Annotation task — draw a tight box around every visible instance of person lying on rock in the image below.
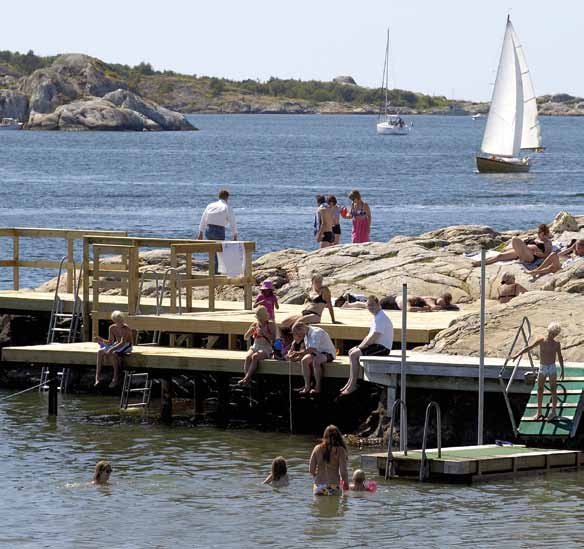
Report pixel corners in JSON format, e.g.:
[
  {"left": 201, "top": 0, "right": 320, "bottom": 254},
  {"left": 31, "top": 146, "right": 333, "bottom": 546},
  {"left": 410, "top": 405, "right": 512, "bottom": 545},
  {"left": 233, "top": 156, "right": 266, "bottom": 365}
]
[
  {"left": 378, "top": 292, "right": 459, "bottom": 312},
  {"left": 472, "top": 223, "right": 552, "bottom": 268},
  {"left": 333, "top": 292, "right": 367, "bottom": 308},
  {"left": 529, "top": 239, "right": 584, "bottom": 280},
  {"left": 497, "top": 272, "right": 527, "bottom": 304}
]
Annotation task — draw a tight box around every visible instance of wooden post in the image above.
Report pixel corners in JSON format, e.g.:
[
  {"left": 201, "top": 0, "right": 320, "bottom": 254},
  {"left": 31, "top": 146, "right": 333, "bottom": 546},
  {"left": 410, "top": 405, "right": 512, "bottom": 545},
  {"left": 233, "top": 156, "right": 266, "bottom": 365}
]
[
  {"left": 186, "top": 252, "right": 193, "bottom": 312},
  {"left": 48, "top": 366, "right": 58, "bottom": 416},
  {"left": 66, "top": 238, "right": 74, "bottom": 294},
  {"left": 160, "top": 375, "right": 173, "bottom": 424},
  {"left": 91, "top": 247, "right": 100, "bottom": 341},
  {"left": 82, "top": 237, "right": 91, "bottom": 341},
  {"left": 193, "top": 374, "right": 204, "bottom": 417},
  {"left": 208, "top": 247, "right": 215, "bottom": 312},
  {"left": 228, "top": 333, "right": 238, "bottom": 351},
  {"left": 128, "top": 245, "right": 139, "bottom": 316},
  {"left": 170, "top": 247, "right": 177, "bottom": 313},
  {"left": 12, "top": 234, "right": 19, "bottom": 290},
  {"left": 243, "top": 244, "right": 253, "bottom": 310}
]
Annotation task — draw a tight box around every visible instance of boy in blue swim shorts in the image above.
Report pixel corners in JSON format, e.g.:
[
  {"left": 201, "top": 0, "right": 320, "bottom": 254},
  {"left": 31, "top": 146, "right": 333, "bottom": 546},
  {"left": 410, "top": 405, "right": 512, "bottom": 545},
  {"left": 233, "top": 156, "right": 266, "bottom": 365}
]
[{"left": 513, "top": 322, "right": 564, "bottom": 421}]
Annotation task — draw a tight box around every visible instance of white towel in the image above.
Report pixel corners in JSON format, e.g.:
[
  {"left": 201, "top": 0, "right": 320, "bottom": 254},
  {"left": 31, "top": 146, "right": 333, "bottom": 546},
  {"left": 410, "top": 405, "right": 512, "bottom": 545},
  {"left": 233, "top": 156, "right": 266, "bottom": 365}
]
[{"left": 217, "top": 242, "right": 245, "bottom": 277}]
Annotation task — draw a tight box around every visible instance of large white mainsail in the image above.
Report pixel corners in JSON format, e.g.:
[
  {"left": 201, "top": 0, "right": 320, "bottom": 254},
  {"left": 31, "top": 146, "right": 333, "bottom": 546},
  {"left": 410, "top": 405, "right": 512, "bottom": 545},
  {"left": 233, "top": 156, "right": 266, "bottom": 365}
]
[
  {"left": 480, "top": 18, "right": 524, "bottom": 158},
  {"left": 510, "top": 23, "right": 542, "bottom": 150}
]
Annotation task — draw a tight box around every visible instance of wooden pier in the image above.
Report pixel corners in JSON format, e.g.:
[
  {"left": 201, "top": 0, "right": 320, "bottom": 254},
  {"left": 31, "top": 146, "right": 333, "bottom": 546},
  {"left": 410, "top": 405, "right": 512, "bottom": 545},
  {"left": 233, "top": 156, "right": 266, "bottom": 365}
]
[{"left": 361, "top": 444, "right": 583, "bottom": 483}]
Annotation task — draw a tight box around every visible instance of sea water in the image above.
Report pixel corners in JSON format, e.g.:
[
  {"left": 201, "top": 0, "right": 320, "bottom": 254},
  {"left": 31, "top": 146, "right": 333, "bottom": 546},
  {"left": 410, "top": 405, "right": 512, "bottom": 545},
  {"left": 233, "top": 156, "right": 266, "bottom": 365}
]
[
  {"left": 1, "top": 114, "right": 583, "bottom": 288},
  {"left": 1, "top": 390, "right": 584, "bottom": 548}
]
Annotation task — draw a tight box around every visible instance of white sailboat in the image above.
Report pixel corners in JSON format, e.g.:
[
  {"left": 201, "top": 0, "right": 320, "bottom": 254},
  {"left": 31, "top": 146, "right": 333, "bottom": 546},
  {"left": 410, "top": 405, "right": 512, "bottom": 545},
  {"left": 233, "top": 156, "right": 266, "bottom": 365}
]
[
  {"left": 0, "top": 117, "right": 23, "bottom": 130},
  {"left": 476, "top": 16, "right": 542, "bottom": 173},
  {"left": 376, "top": 28, "right": 411, "bottom": 136}
]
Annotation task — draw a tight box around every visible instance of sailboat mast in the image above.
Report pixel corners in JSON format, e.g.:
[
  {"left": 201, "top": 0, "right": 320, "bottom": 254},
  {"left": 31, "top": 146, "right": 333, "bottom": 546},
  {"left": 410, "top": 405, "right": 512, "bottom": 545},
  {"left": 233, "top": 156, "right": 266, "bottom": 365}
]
[{"left": 385, "top": 28, "right": 390, "bottom": 116}]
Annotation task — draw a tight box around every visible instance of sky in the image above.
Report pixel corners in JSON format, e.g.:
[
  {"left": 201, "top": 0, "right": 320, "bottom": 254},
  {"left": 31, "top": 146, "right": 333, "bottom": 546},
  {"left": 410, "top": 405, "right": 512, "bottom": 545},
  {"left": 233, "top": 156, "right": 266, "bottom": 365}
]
[{"left": 2, "top": 0, "right": 582, "bottom": 102}]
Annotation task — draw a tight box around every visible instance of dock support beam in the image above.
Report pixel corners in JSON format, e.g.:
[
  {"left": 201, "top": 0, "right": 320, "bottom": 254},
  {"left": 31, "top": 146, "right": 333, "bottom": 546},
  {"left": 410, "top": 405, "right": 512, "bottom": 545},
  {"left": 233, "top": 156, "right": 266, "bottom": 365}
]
[
  {"left": 478, "top": 248, "right": 486, "bottom": 445},
  {"left": 48, "top": 366, "right": 58, "bottom": 416},
  {"left": 160, "top": 375, "right": 173, "bottom": 424}
]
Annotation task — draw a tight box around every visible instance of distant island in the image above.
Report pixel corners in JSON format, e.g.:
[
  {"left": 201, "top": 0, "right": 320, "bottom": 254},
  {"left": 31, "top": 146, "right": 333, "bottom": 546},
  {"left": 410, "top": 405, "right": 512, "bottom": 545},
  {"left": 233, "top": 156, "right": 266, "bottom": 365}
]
[{"left": 1, "top": 50, "right": 583, "bottom": 130}]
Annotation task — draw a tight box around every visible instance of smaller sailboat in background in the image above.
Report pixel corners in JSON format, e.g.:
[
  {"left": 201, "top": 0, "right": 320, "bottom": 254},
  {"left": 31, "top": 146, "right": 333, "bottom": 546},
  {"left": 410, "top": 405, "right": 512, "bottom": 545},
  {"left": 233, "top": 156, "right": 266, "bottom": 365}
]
[
  {"left": 476, "top": 16, "right": 542, "bottom": 173},
  {"left": 377, "top": 28, "right": 411, "bottom": 135}
]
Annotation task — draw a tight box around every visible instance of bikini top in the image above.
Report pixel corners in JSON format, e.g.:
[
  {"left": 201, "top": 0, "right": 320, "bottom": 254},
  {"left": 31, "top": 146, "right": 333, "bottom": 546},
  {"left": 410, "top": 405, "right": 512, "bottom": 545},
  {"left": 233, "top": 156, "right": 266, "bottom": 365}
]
[
  {"left": 308, "top": 291, "right": 327, "bottom": 305},
  {"left": 351, "top": 203, "right": 367, "bottom": 218}
]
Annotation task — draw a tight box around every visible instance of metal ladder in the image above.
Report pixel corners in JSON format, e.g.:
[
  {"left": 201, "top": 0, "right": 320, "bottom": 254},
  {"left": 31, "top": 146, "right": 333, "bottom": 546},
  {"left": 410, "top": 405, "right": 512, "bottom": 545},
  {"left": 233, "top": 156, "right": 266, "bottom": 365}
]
[
  {"left": 498, "top": 316, "right": 537, "bottom": 435},
  {"left": 385, "top": 399, "right": 408, "bottom": 479},
  {"left": 419, "top": 402, "right": 442, "bottom": 482},
  {"left": 120, "top": 372, "right": 153, "bottom": 409},
  {"left": 134, "top": 267, "right": 183, "bottom": 345},
  {"left": 40, "top": 257, "right": 83, "bottom": 392}
]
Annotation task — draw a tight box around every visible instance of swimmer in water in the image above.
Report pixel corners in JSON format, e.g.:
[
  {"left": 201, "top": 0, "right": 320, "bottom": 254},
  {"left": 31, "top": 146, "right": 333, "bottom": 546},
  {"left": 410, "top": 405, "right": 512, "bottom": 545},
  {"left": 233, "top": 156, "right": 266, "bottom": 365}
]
[
  {"left": 349, "top": 469, "right": 367, "bottom": 491},
  {"left": 92, "top": 460, "right": 112, "bottom": 485},
  {"left": 263, "top": 456, "right": 289, "bottom": 488}
]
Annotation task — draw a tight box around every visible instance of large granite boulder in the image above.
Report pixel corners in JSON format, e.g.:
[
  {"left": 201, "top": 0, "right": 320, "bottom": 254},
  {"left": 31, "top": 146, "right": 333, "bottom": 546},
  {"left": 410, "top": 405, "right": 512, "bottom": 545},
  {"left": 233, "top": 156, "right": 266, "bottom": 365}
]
[
  {"left": 0, "top": 90, "right": 28, "bottom": 120},
  {"left": 21, "top": 54, "right": 195, "bottom": 131},
  {"left": 423, "top": 291, "right": 584, "bottom": 361},
  {"left": 27, "top": 97, "right": 157, "bottom": 131},
  {"left": 103, "top": 89, "right": 193, "bottom": 131}
]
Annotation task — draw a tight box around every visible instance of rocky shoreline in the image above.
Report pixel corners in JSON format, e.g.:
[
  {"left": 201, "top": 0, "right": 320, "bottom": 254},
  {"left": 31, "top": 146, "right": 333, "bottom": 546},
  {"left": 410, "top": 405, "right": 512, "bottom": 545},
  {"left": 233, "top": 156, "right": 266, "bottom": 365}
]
[{"left": 32, "top": 211, "right": 584, "bottom": 361}]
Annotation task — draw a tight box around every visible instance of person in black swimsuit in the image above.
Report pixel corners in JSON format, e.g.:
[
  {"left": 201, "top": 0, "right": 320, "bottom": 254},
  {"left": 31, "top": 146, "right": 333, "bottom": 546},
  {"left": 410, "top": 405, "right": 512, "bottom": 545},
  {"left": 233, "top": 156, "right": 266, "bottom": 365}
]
[
  {"left": 299, "top": 274, "right": 337, "bottom": 324},
  {"left": 379, "top": 292, "right": 459, "bottom": 311}
]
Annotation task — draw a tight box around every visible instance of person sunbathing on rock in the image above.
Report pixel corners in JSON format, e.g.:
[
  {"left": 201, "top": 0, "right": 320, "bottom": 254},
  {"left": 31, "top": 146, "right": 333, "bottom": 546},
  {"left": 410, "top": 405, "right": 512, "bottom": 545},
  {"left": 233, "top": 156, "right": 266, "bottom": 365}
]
[
  {"left": 497, "top": 272, "right": 527, "bottom": 304},
  {"left": 529, "top": 239, "right": 584, "bottom": 280},
  {"left": 472, "top": 224, "right": 552, "bottom": 268},
  {"left": 379, "top": 292, "right": 459, "bottom": 312}
]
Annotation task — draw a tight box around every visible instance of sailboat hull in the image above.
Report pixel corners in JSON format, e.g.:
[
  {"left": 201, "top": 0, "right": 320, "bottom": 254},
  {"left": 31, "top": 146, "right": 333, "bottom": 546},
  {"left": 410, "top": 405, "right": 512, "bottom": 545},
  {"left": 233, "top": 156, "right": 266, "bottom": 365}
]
[
  {"left": 476, "top": 155, "right": 530, "bottom": 173},
  {"left": 376, "top": 122, "right": 410, "bottom": 135}
]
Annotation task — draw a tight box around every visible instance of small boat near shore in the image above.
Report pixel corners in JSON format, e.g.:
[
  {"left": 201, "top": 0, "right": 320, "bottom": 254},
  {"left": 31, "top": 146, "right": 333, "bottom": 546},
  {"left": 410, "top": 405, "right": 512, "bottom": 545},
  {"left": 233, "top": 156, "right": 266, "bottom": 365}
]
[
  {"left": 0, "top": 117, "right": 23, "bottom": 130},
  {"left": 476, "top": 16, "right": 542, "bottom": 173},
  {"left": 377, "top": 28, "right": 411, "bottom": 136}
]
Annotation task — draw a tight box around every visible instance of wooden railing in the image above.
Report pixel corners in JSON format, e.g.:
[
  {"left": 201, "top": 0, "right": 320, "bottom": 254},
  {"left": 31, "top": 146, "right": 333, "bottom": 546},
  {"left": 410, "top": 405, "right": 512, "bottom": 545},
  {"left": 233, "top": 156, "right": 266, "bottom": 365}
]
[
  {"left": 0, "top": 228, "right": 128, "bottom": 292},
  {"left": 82, "top": 236, "right": 256, "bottom": 340},
  {"left": 170, "top": 242, "right": 255, "bottom": 312}
]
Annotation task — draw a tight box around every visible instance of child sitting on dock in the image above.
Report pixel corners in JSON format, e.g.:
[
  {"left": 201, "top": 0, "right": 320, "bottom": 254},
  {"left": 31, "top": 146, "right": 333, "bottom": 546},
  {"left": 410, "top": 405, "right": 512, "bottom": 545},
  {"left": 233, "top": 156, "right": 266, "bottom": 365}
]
[
  {"left": 512, "top": 322, "right": 565, "bottom": 422},
  {"left": 254, "top": 280, "right": 279, "bottom": 321},
  {"left": 238, "top": 306, "right": 275, "bottom": 386},
  {"left": 263, "top": 456, "right": 289, "bottom": 487},
  {"left": 95, "top": 310, "right": 133, "bottom": 388}
]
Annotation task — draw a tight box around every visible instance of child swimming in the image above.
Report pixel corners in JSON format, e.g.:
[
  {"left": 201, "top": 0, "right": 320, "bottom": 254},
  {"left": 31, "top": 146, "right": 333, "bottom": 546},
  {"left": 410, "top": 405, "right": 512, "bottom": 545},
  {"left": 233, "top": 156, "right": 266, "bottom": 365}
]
[
  {"left": 263, "top": 456, "right": 289, "bottom": 488},
  {"left": 92, "top": 460, "right": 112, "bottom": 485},
  {"left": 348, "top": 469, "right": 377, "bottom": 492}
]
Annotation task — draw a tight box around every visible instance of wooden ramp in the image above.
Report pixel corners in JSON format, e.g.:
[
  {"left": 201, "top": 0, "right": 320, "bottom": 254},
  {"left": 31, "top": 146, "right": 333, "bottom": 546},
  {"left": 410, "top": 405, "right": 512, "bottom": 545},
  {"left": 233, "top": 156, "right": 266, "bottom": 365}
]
[
  {"left": 361, "top": 444, "right": 583, "bottom": 483},
  {"left": 0, "top": 342, "right": 350, "bottom": 378},
  {"left": 518, "top": 367, "right": 584, "bottom": 438}
]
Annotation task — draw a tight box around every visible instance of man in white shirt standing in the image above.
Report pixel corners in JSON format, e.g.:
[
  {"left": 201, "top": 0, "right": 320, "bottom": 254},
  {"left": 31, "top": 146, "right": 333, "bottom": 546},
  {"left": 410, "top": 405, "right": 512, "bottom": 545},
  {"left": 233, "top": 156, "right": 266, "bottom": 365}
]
[
  {"left": 340, "top": 295, "right": 393, "bottom": 396},
  {"left": 197, "top": 188, "right": 238, "bottom": 241},
  {"left": 287, "top": 322, "right": 336, "bottom": 395}
]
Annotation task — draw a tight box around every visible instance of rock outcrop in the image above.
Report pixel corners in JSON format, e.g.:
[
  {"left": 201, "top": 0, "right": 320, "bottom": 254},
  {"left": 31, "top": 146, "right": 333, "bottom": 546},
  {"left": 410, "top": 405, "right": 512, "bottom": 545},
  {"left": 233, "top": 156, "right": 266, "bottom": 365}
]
[
  {"left": 423, "top": 291, "right": 584, "bottom": 361},
  {"left": 0, "top": 53, "right": 196, "bottom": 131},
  {"left": 0, "top": 90, "right": 28, "bottom": 120}
]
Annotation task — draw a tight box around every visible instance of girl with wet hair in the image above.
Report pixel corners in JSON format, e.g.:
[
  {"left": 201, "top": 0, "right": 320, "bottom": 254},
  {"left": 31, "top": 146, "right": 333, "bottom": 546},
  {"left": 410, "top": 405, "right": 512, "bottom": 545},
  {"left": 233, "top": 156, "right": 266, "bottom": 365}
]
[{"left": 309, "top": 425, "right": 349, "bottom": 495}]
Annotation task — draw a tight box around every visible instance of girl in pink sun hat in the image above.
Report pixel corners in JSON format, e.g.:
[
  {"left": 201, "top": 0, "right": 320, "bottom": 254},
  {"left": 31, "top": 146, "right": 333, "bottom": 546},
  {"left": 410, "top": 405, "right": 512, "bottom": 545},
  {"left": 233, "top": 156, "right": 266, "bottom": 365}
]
[{"left": 254, "top": 279, "right": 279, "bottom": 321}]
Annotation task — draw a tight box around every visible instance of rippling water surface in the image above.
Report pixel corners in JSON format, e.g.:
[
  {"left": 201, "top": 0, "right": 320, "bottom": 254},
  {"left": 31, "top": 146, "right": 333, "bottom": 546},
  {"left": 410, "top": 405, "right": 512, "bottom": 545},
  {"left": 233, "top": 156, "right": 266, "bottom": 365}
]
[
  {"left": 1, "top": 390, "right": 584, "bottom": 548},
  {"left": 1, "top": 114, "right": 583, "bottom": 288}
]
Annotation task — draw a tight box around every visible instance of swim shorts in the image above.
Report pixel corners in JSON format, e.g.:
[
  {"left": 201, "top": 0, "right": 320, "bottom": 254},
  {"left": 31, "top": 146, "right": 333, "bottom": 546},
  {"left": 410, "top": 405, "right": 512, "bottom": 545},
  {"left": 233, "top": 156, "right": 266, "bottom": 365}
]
[
  {"left": 361, "top": 344, "right": 391, "bottom": 356},
  {"left": 99, "top": 342, "right": 132, "bottom": 355},
  {"left": 320, "top": 231, "right": 334, "bottom": 243},
  {"left": 538, "top": 363, "right": 557, "bottom": 378},
  {"left": 332, "top": 224, "right": 341, "bottom": 235}
]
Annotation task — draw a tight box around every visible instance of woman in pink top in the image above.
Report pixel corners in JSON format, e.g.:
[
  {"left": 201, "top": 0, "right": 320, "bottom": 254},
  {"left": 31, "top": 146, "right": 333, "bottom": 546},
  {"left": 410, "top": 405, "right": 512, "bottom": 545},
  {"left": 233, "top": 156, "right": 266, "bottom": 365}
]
[
  {"left": 341, "top": 189, "right": 371, "bottom": 243},
  {"left": 254, "top": 280, "right": 279, "bottom": 320},
  {"left": 309, "top": 425, "right": 349, "bottom": 495}
]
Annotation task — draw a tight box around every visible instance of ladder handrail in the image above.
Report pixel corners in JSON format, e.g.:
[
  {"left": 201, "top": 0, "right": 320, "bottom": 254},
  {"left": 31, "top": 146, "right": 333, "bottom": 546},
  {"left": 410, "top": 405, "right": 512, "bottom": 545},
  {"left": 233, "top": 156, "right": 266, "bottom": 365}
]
[
  {"left": 385, "top": 399, "right": 408, "bottom": 479},
  {"left": 498, "top": 316, "right": 537, "bottom": 435},
  {"left": 161, "top": 268, "right": 182, "bottom": 314},
  {"left": 136, "top": 268, "right": 161, "bottom": 316},
  {"left": 419, "top": 401, "right": 442, "bottom": 482}
]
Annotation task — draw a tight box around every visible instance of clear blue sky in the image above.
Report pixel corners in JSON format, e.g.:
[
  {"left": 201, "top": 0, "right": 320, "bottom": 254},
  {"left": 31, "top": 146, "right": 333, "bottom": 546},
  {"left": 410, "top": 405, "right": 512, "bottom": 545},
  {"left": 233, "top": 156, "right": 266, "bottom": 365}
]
[{"left": 3, "top": 0, "right": 581, "bottom": 101}]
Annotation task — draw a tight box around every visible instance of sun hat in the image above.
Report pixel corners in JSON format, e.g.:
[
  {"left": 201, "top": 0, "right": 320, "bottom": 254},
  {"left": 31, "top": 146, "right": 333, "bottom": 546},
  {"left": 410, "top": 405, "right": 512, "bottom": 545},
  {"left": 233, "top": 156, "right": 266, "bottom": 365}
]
[{"left": 260, "top": 280, "right": 274, "bottom": 290}]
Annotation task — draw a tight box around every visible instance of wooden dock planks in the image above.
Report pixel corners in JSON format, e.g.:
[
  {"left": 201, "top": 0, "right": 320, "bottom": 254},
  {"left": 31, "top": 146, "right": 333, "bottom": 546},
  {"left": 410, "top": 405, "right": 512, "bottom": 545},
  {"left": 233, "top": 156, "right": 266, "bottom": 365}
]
[{"left": 0, "top": 290, "right": 470, "bottom": 344}]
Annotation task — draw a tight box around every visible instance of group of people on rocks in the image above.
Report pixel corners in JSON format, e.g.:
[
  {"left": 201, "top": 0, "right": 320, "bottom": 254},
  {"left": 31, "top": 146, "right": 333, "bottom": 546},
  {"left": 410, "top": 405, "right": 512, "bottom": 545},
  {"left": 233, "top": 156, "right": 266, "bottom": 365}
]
[
  {"left": 313, "top": 190, "right": 372, "bottom": 247},
  {"left": 196, "top": 187, "right": 373, "bottom": 248}
]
